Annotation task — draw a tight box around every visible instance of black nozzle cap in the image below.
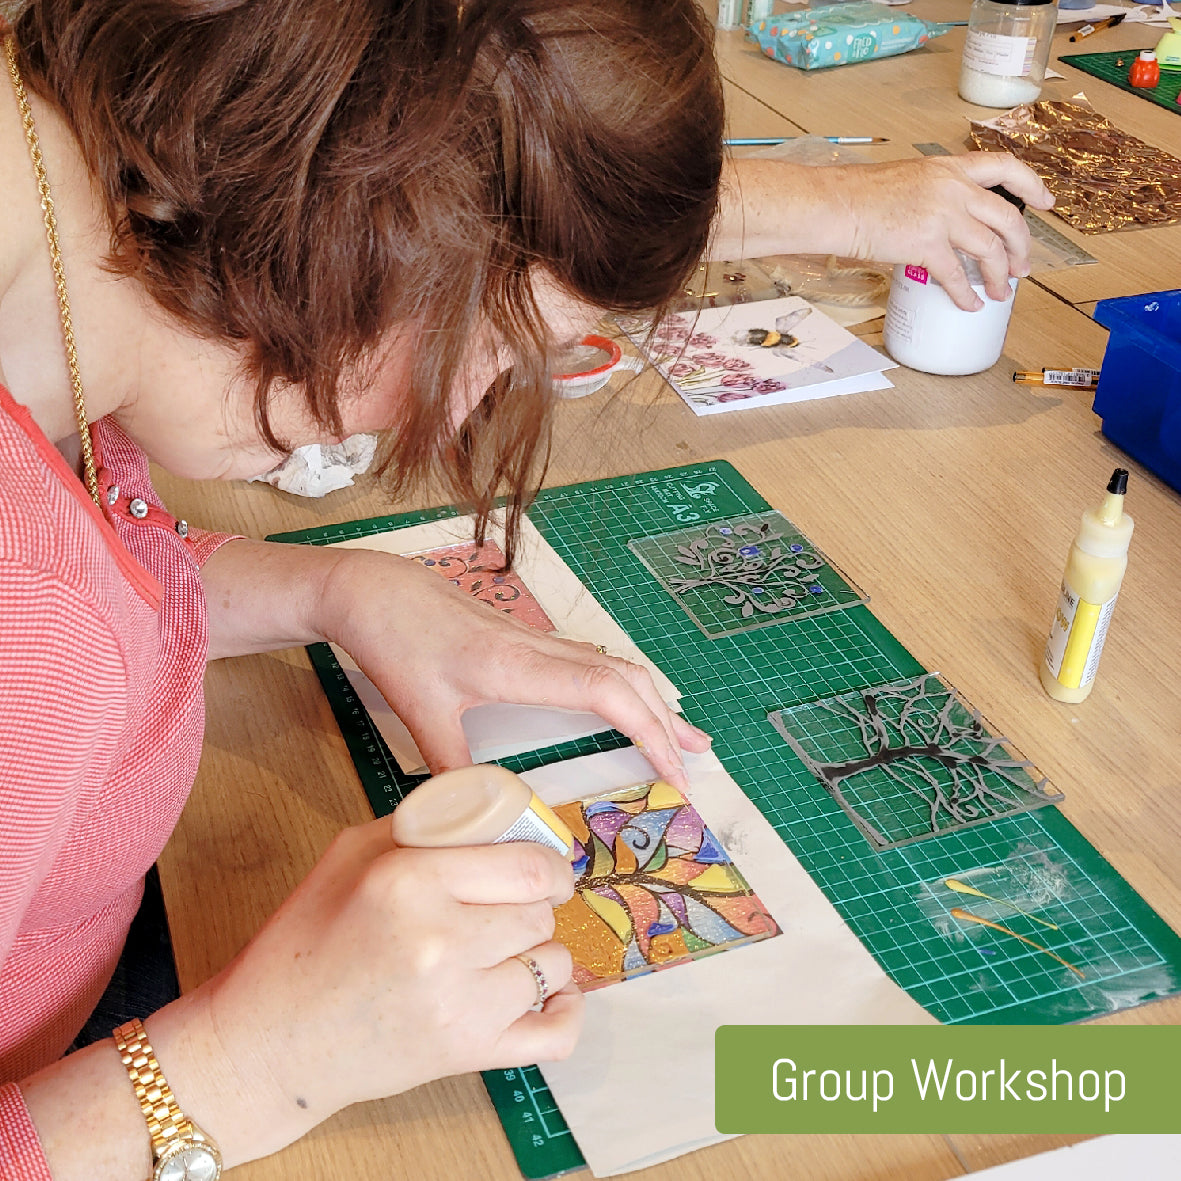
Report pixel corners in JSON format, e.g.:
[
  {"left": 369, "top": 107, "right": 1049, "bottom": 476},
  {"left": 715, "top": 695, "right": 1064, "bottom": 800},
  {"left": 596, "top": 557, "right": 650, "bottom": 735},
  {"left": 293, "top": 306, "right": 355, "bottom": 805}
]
[
  {"left": 1107, "top": 468, "right": 1129, "bottom": 495},
  {"left": 989, "top": 184, "right": 1027, "bottom": 214}
]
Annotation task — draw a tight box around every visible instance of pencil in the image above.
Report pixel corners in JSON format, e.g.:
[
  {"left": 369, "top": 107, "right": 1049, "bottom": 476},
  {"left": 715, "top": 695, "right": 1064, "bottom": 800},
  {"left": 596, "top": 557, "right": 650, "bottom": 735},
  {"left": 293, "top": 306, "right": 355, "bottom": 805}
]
[{"left": 724, "top": 136, "right": 889, "bottom": 146}]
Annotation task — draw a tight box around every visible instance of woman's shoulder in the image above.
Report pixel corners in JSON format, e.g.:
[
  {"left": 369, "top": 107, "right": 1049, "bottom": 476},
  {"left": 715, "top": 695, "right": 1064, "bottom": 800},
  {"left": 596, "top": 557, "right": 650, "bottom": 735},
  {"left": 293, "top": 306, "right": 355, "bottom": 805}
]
[{"left": 0, "top": 385, "right": 119, "bottom": 611}]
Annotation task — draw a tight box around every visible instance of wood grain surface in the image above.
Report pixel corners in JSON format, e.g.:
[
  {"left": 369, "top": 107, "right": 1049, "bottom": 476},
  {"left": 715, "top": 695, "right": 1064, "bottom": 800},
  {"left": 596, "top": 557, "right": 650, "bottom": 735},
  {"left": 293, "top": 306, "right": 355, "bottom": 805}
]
[{"left": 153, "top": 7, "right": 1181, "bottom": 1177}]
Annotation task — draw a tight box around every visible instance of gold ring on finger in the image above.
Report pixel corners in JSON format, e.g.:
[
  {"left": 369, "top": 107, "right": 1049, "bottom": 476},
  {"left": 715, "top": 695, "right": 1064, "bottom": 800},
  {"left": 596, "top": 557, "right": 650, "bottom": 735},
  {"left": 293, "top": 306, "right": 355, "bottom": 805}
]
[{"left": 515, "top": 953, "right": 550, "bottom": 1010}]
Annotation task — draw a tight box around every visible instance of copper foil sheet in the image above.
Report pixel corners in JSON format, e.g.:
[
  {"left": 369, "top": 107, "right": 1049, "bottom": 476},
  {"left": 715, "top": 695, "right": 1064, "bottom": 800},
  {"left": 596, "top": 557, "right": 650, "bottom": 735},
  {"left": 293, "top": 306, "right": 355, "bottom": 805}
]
[{"left": 969, "top": 99, "right": 1181, "bottom": 234}]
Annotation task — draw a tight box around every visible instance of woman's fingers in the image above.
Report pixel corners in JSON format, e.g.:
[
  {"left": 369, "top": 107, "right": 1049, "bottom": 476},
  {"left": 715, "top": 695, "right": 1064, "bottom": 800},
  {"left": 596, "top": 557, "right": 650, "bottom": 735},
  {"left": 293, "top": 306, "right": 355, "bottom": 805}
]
[
  {"left": 566, "top": 660, "right": 689, "bottom": 789},
  {"left": 493, "top": 982, "right": 585, "bottom": 1066},
  {"left": 957, "top": 187, "right": 1032, "bottom": 299},
  {"left": 578, "top": 648, "right": 709, "bottom": 762},
  {"left": 921, "top": 245, "right": 980, "bottom": 313},
  {"left": 956, "top": 150, "right": 1054, "bottom": 211},
  {"left": 335, "top": 547, "right": 713, "bottom": 790},
  {"left": 399, "top": 697, "right": 480, "bottom": 777},
  {"left": 393, "top": 841, "right": 576, "bottom": 908},
  {"left": 945, "top": 153, "right": 1053, "bottom": 303},
  {"left": 671, "top": 711, "right": 712, "bottom": 755},
  {"left": 199, "top": 816, "right": 591, "bottom": 1137},
  {"left": 392, "top": 635, "right": 700, "bottom": 791},
  {"left": 832, "top": 152, "right": 1052, "bottom": 311},
  {"left": 450, "top": 900, "right": 559, "bottom": 970},
  {"left": 572, "top": 649, "right": 689, "bottom": 788},
  {"left": 483, "top": 940, "right": 577, "bottom": 1022}
]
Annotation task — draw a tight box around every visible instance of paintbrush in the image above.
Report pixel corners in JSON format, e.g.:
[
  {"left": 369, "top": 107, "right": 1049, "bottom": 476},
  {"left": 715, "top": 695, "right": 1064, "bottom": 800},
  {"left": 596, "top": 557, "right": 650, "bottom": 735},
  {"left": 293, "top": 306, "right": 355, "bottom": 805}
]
[{"left": 725, "top": 136, "right": 889, "bottom": 146}]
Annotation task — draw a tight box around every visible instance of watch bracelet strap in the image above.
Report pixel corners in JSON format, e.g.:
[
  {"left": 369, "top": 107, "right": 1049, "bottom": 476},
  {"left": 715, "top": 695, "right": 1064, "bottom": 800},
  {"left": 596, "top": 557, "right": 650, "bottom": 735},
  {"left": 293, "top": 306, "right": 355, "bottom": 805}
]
[{"left": 112, "top": 1018, "right": 196, "bottom": 1150}]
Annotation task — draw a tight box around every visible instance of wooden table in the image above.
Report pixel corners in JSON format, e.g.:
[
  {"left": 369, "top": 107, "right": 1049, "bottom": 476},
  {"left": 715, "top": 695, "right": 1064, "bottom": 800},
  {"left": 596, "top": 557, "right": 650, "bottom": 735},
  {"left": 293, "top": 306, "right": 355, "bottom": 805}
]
[
  {"left": 153, "top": 9, "right": 1181, "bottom": 1179},
  {"left": 716, "top": 0, "right": 1181, "bottom": 306}
]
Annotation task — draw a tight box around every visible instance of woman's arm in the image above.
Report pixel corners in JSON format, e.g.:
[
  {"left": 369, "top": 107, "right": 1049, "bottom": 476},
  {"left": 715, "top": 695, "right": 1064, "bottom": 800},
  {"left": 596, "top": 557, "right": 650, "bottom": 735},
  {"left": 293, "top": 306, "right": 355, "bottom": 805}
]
[
  {"left": 713, "top": 152, "right": 1055, "bottom": 310},
  {"left": 19, "top": 832, "right": 581, "bottom": 1177},
  {"left": 199, "top": 538, "right": 710, "bottom": 788}
]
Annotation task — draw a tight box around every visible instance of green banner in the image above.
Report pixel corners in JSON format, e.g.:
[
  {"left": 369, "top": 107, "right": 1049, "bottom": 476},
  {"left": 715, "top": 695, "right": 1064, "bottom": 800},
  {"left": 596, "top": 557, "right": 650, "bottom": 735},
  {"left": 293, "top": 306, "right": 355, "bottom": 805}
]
[{"left": 715, "top": 1026, "right": 1181, "bottom": 1134}]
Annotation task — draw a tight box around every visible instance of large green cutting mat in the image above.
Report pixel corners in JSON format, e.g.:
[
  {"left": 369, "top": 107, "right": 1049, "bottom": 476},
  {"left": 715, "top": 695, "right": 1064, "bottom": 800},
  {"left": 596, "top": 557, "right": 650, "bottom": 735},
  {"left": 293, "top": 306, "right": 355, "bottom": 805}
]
[{"left": 272, "top": 461, "right": 1181, "bottom": 1178}]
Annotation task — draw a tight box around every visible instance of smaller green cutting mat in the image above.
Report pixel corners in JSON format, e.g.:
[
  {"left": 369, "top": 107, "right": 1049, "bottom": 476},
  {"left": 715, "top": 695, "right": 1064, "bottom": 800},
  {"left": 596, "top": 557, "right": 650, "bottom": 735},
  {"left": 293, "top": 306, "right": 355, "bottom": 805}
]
[
  {"left": 1059, "top": 49, "right": 1181, "bottom": 115},
  {"left": 271, "top": 461, "right": 1181, "bottom": 1179}
]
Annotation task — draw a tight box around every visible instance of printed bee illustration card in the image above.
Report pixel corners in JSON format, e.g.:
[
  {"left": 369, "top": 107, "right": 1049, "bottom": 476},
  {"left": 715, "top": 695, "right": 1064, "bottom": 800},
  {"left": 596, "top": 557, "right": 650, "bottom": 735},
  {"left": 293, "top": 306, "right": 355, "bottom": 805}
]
[{"left": 619, "top": 294, "right": 894, "bottom": 415}]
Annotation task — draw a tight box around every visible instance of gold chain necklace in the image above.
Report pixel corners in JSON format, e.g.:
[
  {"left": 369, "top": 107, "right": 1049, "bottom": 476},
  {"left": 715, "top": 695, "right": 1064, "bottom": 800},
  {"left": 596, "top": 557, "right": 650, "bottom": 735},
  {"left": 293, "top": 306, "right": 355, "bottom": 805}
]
[{"left": 4, "top": 34, "right": 101, "bottom": 507}]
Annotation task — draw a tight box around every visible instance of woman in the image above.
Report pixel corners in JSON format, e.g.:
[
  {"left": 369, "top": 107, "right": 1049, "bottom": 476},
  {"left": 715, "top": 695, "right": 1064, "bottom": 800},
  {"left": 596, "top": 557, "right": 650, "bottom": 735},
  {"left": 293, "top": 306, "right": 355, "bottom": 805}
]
[{"left": 0, "top": 1, "right": 1051, "bottom": 1176}]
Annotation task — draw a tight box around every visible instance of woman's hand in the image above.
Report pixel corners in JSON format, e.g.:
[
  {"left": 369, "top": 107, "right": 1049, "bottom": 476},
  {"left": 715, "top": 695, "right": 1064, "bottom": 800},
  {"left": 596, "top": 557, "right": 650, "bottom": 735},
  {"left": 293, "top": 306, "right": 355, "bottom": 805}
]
[
  {"left": 716, "top": 151, "right": 1055, "bottom": 311},
  {"left": 201, "top": 538, "right": 711, "bottom": 790},
  {"left": 323, "top": 547, "right": 711, "bottom": 790},
  {"left": 19, "top": 820, "right": 581, "bottom": 1177},
  {"left": 190, "top": 823, "right": 581, "bottom": 1163},
  {"left": 834, "top": 152, "right": 1054, "bottom": 309}
]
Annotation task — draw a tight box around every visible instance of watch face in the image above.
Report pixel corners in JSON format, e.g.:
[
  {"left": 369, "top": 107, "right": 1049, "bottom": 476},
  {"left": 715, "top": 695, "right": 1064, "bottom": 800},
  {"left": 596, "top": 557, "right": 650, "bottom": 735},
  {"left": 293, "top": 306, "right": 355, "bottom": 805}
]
[{"left": 158, "top": 1146, "right": 219, "bottom": 1181}]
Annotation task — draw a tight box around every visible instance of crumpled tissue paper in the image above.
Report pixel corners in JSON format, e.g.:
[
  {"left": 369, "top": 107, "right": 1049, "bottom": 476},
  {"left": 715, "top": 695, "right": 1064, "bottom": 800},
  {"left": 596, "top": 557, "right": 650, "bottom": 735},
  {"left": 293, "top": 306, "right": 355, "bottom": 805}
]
[{"left": 250, "top": 434, "right": 377, "bottom": 497}]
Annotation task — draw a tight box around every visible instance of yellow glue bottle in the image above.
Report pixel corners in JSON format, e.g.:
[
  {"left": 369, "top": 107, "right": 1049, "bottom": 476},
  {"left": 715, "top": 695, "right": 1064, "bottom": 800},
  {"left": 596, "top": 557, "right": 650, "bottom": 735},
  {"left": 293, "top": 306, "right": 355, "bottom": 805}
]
[{"left": 1039, "top": 468, "right": 1134, "bottom": 703}]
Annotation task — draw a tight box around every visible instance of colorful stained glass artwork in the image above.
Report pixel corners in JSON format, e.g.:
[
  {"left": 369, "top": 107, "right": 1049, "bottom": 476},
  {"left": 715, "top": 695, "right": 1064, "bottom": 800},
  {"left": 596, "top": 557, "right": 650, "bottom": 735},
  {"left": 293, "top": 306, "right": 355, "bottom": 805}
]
[
  {"left": 769, "top": 673, "right": 1065, "bottom": 851},
  {"left": 628, "top": 511, "right": 866, "bottom": 638},
  {"left": 551, "top": 780, "right": 779, "bottom": 990},
  {"left": 410, "top": 540, "right": 555, "bottom": 632}
]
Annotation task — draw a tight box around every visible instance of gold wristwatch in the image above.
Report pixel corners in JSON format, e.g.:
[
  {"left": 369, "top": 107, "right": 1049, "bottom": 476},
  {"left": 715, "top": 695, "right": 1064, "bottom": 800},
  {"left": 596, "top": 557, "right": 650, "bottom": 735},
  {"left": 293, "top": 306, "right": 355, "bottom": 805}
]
[{"left": 113, "top": 1019, "right": 223, "bottom": 1181}]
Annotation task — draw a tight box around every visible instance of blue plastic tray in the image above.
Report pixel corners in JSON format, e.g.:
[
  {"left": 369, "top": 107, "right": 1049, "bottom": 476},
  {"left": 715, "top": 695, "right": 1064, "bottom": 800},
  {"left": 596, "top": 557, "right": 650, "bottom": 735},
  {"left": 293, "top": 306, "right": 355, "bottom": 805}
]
[{"left": 1093, "top": 290, "right": 1181, "bottom": 495}]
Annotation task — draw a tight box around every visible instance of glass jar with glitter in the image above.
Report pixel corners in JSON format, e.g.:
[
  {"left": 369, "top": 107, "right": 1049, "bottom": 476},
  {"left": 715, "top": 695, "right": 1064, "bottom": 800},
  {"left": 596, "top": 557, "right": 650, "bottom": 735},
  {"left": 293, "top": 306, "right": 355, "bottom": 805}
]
[{"left": 958, "top": 0, "right": 1056, "bottom": 108}]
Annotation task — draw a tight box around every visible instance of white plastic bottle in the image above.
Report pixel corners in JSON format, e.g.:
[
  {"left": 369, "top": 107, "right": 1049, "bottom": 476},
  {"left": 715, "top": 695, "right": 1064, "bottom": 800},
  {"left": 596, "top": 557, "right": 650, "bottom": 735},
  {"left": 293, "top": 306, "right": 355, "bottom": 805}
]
[
  {"left": 1039, "top": 469, "right": 1134, "bottom": 703},
  {"left": 883, "top": 251, "right": 1018, "bottom": 375}
]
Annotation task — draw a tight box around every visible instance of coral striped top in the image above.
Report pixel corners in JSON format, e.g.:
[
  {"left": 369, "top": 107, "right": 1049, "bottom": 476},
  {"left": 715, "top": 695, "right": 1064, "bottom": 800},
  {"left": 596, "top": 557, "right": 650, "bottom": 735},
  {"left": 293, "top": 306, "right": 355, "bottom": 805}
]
[{"left": 0, "top": 382, "right": 233, "bottom": 1177}]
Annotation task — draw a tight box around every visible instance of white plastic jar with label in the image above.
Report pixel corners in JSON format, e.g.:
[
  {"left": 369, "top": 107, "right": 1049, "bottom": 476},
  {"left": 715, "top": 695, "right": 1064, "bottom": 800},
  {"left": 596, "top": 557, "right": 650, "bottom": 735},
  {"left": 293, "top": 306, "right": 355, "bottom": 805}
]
[
  {"left": 959, "top": 0, "right": 1056, "bottom": 108},
  {"left": 882, "top": 253, "right": 1018, "bottom": 376}
]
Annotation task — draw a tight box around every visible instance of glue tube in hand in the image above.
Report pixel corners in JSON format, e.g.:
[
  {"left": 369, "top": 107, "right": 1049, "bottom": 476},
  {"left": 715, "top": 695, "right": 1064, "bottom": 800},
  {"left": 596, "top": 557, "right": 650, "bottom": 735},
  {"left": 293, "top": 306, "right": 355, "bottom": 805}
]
[{"left": 390, "top": 764, "right": 573, "bottom": 855}]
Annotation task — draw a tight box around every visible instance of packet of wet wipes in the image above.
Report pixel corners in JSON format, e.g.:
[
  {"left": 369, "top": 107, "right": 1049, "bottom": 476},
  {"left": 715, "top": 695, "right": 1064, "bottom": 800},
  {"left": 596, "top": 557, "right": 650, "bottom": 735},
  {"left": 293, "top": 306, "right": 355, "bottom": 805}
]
[{"left": 748, "top": 1, "right": 950, "bottom": 71}]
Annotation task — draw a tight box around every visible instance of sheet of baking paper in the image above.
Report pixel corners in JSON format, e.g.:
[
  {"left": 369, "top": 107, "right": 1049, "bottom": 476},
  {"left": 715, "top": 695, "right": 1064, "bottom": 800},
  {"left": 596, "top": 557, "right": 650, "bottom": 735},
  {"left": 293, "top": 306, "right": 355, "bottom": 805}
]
[
  {"left": 1054, "top": 4, "right": 1131, "bottom": 25},
  {"left": 523, "top": 746, "right": 937, "bottom": 1177},
  {"left": 1118, "top": 4, "right": 1178, "bottom": 26},
  {"left": 326, "top": 514, "right": 680, "bottom": 774}
]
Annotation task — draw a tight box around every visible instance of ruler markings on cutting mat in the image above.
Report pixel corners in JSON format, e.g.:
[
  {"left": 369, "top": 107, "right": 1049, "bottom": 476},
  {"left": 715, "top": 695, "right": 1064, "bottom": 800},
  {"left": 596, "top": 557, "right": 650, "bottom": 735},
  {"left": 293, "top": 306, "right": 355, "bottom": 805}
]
[{"left": 273, "top": 461, "right": 1181, "bottom": 1177}]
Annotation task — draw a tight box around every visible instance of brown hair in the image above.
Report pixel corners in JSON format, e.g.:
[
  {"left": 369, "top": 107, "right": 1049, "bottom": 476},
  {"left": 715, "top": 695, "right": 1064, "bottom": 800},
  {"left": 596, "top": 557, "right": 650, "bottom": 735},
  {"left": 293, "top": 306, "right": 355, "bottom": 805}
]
[{"left": 13, "top": 0, "right": 723, "bottom": 546}]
